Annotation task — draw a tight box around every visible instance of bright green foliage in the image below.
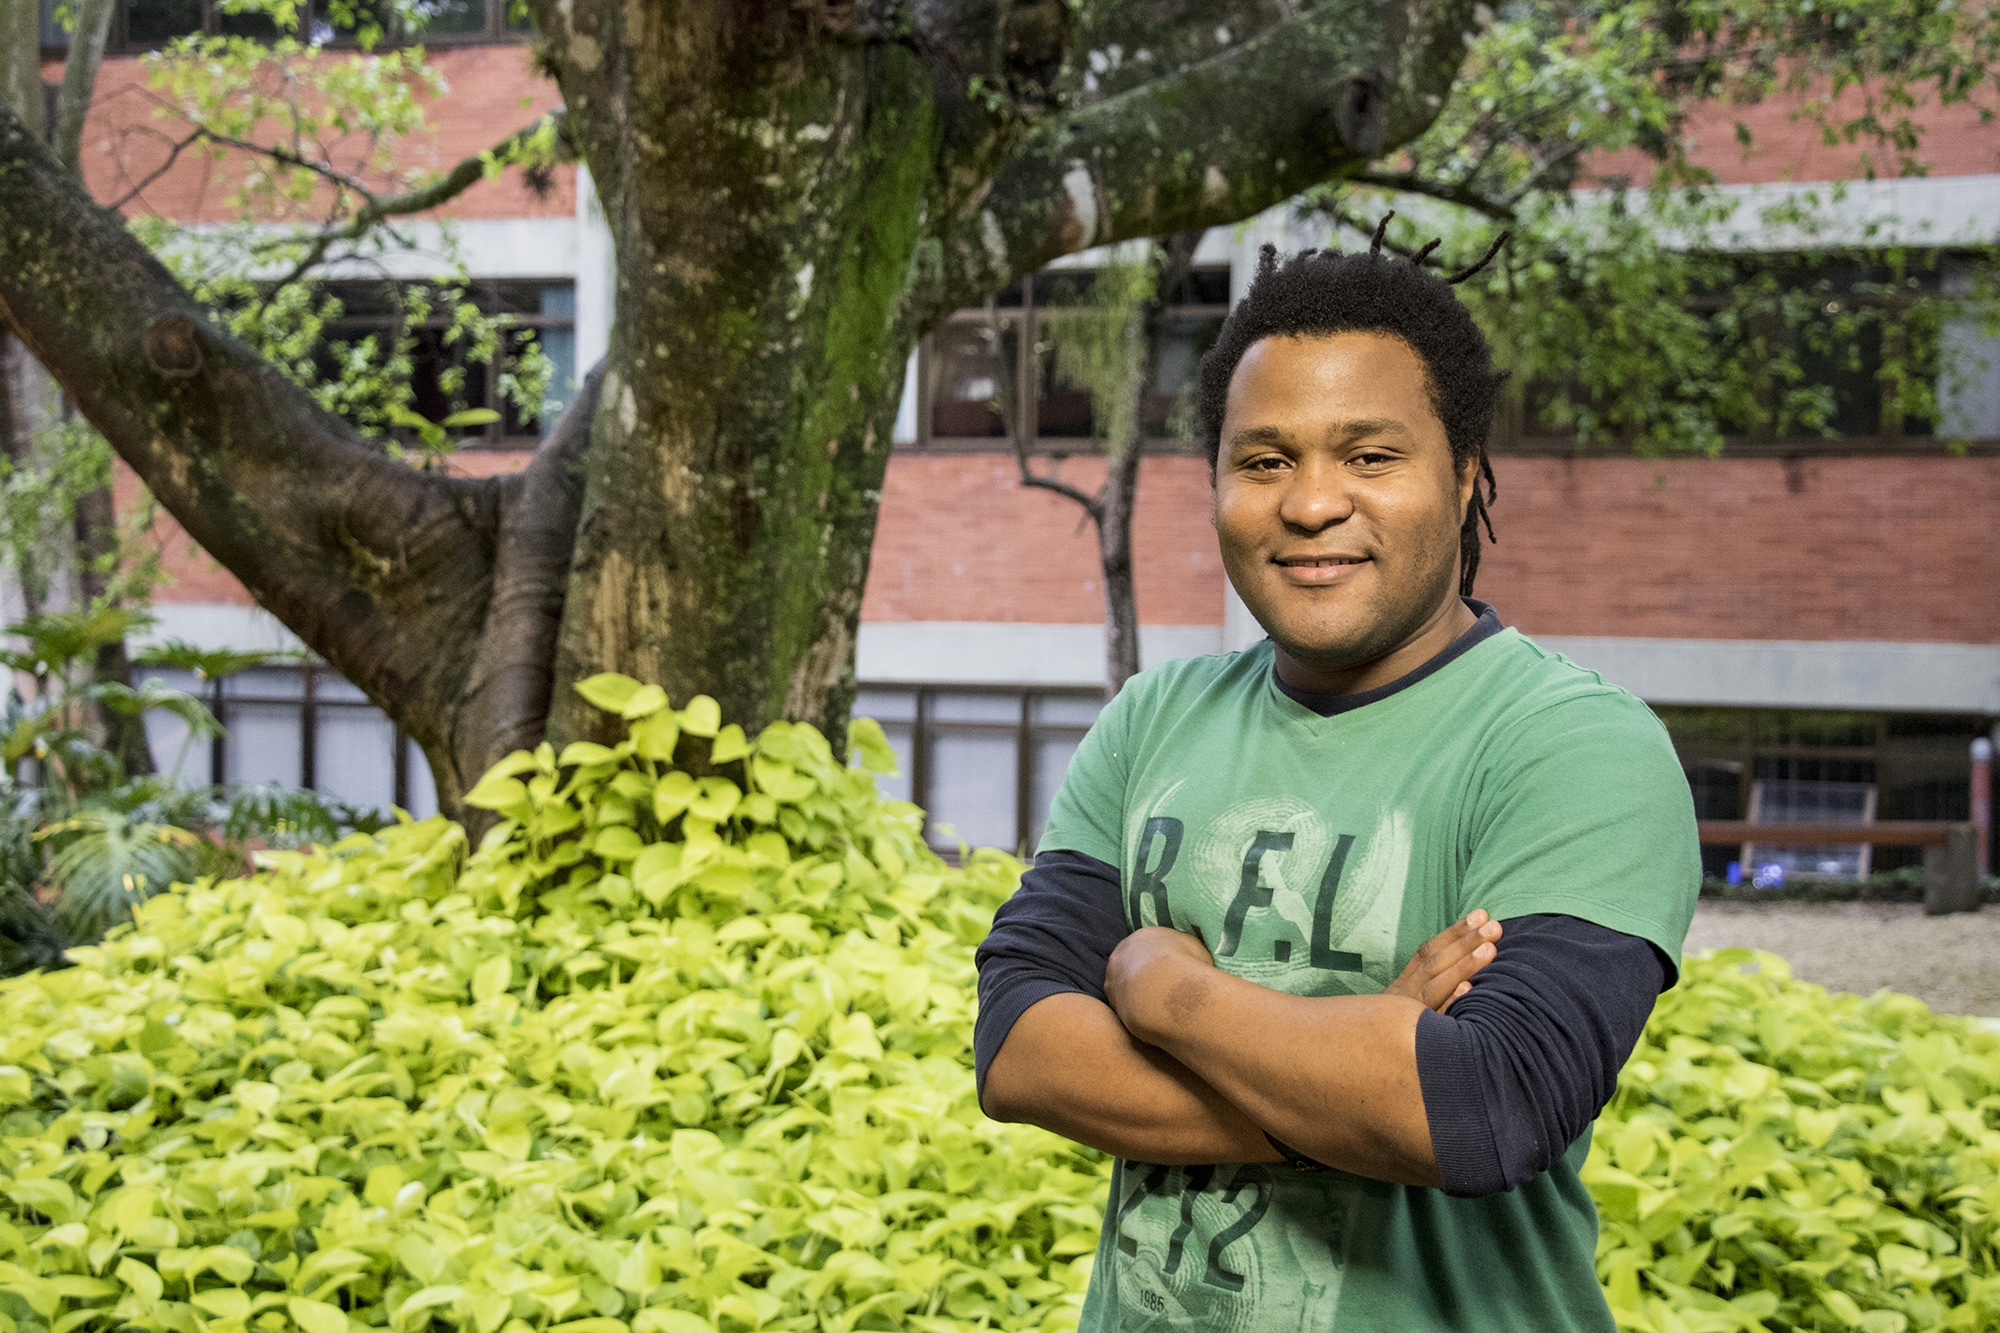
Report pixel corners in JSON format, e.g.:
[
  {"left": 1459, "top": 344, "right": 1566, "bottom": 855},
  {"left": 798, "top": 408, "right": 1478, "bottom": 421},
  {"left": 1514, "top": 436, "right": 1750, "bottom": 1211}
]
[
  {"left": 0, "top": 681, "right": 1106, "bottom": 1333},
  {"left": 13, "top": 679, "right": 2000, "bottom": 1333},
  {"left": 1593, "top": 950, "right": 2000, "bottom": 1331}
]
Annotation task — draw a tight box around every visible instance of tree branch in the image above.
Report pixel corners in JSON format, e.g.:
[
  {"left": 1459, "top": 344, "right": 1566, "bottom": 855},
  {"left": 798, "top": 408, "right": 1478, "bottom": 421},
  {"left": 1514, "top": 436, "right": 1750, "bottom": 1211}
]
[
  {"left": 0, "top": 99, "right": 502, "bottom": 753},
  {"left": 55, "top": 0, "right": 116, "bottom": 176},
  {"left": 450, "top": 362, "right": 604, "bottom": 796},
  {"left": 121, "top": 102, "right": 566, "bottom": 290},
  {"left": 923, "top": 0, "right": 1477, "bottom": 314},
  {"left": 1348, "top": 169, "right": 1518, "bottom": 222}
]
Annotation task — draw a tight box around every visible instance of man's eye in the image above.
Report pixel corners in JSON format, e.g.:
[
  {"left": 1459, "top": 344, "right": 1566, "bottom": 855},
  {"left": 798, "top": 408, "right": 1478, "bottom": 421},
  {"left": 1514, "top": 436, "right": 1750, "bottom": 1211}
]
[{"left": 1353, "top": 451, "right": 1392, "bottom": 467}]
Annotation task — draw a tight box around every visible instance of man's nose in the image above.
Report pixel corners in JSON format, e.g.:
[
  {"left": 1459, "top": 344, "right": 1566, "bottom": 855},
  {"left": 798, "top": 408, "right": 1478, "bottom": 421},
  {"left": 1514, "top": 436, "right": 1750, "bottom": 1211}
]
[{"left": 1278, "top": 456, "right": 1354, "bottom": 531}]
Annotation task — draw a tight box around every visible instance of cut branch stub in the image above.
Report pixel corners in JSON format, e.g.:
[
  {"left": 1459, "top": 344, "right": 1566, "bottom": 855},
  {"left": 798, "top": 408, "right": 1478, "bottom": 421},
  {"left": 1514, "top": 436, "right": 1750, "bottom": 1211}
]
[
  {"left": 143, "top": 314, "right": 203, "bottom": 379},
  {"left": 1335, "top": 73, "right": 1389, "bottom": 156}
]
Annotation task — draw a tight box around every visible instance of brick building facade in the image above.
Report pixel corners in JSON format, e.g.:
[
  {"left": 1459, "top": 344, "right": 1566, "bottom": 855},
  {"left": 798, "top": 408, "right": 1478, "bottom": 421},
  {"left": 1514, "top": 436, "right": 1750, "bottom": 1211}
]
[{"left": 39, "top": 8, "right": 2000, "bottom": 867}]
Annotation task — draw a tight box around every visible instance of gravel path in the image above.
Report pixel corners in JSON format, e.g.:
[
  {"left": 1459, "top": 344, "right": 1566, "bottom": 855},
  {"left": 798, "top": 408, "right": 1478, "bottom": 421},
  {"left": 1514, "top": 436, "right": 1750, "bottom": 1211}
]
[{"left": 1685, "top": 901, "right": 2000, "bottom": 1016}]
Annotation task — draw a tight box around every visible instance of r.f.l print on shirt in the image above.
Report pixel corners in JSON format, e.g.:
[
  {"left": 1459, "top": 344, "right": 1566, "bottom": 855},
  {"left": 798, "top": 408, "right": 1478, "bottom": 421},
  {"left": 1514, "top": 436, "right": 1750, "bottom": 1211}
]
[{"left": 1122, "top": 785, "right": 1414, "bottom": 997}]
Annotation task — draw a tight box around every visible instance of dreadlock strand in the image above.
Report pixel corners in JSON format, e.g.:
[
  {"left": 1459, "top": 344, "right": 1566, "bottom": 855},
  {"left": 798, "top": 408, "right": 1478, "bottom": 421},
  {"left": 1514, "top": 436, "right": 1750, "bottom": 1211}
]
[
  {"left": 1478, "top": 453, "right": 1498, "bottom": 543},
  {"left": 1445, "top": 230, "right": 1510, "bottom": 285},
  {"left": 1412, "top": 238, "right": 1442, "bottom": 267},
  {"left": 1369, "top": 211, "right": 1396, "bottom": 256}
]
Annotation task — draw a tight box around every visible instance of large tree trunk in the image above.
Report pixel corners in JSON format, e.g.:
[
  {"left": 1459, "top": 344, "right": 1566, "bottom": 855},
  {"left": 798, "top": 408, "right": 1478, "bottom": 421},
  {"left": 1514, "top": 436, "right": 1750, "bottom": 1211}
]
[
  {"left": 4, "top": 0, "right": 1476, "bottom": 813},
  {"left": 543, "top": 31, "right": 937, "bottom": 748}
]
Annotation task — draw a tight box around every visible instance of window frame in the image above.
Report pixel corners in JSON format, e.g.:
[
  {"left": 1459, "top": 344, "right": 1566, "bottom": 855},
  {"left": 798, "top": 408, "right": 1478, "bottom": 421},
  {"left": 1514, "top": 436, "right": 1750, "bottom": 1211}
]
[
  {"left": 856, "top": 682, "right": 1106, "bottom": 856},
  {"left": 316, "top": 277, "right": 577, "bottom": 448},
  {"left": 83, "top": 0, "right": 532, "bottom": 55},
  {"left": 913, "top": 266, "right": 1231, "bottom": 454},
  {"left": 137, "top": 659, "right": 435, "bottom": 815}
]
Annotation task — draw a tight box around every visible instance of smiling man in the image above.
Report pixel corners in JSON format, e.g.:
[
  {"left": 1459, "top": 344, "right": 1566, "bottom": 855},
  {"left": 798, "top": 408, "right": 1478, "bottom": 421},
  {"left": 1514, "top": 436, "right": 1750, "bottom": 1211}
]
[{"left": 974, "top": 242, "right": 1700, "bottom": 1331}]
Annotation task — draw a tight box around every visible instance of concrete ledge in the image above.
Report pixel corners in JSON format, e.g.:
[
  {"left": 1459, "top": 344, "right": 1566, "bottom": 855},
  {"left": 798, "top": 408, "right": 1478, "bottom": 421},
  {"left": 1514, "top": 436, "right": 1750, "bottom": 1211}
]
[
  {"left": 140, "top": 604, "right": 305, "bottom": 656},
  {"left": 1535, "top": 635, "right": 2000, "bottom": 714},
  {"left": 857, "top": 621, "right": 1223, "bottom": 688}
]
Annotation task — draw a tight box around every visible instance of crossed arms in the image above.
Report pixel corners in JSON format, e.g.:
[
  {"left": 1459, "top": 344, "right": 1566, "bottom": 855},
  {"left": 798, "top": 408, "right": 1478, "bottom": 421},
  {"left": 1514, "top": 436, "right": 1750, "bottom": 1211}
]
[
  {"left": 975, "top": 851, "right": 1667, "bottom": 1195},
  {"left": 982, "top": 886, "right": 1502, "bottom": 1185}
]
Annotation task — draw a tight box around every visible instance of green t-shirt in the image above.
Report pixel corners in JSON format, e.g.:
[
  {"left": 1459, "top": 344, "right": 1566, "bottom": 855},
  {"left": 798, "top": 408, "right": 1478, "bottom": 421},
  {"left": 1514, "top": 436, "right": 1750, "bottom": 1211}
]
[{"left": 1038, "top": 628, "right": 1700, "bottom": 1333}]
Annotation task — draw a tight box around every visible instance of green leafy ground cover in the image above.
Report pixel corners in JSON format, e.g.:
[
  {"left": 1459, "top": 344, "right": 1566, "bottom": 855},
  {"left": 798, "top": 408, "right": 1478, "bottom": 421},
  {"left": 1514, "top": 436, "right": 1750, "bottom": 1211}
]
[{"left": 1, "top": 682, "right": 1998, "bottom": 1333}]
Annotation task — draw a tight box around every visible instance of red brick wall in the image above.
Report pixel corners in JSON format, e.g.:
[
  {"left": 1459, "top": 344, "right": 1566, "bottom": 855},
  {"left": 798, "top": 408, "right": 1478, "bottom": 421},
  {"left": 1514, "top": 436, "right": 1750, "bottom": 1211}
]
[
  {"left": 861, "top": 455, "right": 1226, "bottom": 626},
  {"left": 1478, "top": 455, "right": 2000, "bottom": 643},
  {"left": 135, "top": 451, "right": 1997, "bottom": 644},
  {"left": 1588, "top": 82, "right": 1999, "bottom": 186},
  {"left": 56, "top": 47, "right": 570, "bottom": 223}
]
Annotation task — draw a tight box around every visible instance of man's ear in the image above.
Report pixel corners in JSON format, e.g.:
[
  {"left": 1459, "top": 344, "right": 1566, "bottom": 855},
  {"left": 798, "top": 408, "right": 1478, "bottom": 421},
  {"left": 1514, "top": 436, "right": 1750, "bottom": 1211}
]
[{"left": 1456, "top": 451, "right": 1479, "bottom": 517}]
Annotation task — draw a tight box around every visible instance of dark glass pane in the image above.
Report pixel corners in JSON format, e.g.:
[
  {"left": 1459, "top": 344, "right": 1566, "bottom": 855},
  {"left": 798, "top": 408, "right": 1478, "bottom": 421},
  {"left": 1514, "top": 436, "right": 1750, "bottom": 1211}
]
[
  {"left": 500, "top": 329, "right": 542, "bottom": 436},
  {"left": 1883, "top": 713, "right": 1987, "bottom": 740},
  {"left": 216, "top": 3, "right": 285, "bottom": 40},
  {"left": 1164, "top": 266, "right": 1230, "bottom": 307},
  {"left": 928, "top": 319, "right": 1015, "bottom": 439},
  {"left": 1754, "top": 710, "right": 1877, "bottom": 750},
  {"left": 1749, "top": 756, "right": 1876, "bottom": 785},
  {"left": 1033, "top": 270, "right": 1097, "bottom": 307},
  {"left": 40, "top": 0, "right": 69, "bottom": 47},
  {"left": 1883, "top": 774, "right": 1970, "bottom": 822},
  {"left": 1034, "top": 320, "right": 1095, "bottom": 440},
  {"left": 537, "top": 284, "right": 577, "bottom": 430},
  {"left": 125, "top": 0, "right": 205, "bottom": 45},
  {"left": 406, "top": 325, "right": 491, "bottom": 439},
  {"left": 1652, "top": 705, "right": 1753, "bottom": 747},
  {"left": 1145, "top": 313, "right": 1222, "bottom": 437},
  {"left": 407, "top": 0, "right": 485, "bottom": 34},
  {"left": 312, "top": 0, "right": 397, "bottom": 44},
  {"left": 1683, "top": 760, "right": 1743, "bottom": 821}
]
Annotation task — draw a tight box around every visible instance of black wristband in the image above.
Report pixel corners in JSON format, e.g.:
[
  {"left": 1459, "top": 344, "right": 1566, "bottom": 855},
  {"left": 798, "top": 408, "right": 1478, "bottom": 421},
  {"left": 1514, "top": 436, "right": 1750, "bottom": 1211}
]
[{"left": 1263, "top": 1130, "right": 1329, "bottom": 1173}]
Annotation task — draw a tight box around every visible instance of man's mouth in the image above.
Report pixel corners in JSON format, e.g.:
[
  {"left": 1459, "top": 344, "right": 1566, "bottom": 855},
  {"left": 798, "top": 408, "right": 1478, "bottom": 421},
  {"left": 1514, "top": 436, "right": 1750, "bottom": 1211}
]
[{"left": 1272, "top": 554, "right": 1369, "bottom": 585}]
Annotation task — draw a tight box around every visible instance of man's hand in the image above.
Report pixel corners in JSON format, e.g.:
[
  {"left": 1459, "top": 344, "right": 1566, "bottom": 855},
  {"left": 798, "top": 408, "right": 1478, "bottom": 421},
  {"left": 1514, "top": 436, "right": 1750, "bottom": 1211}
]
[{"left": 1385, "top": 910, "right": 1502, "bottom": 1013}]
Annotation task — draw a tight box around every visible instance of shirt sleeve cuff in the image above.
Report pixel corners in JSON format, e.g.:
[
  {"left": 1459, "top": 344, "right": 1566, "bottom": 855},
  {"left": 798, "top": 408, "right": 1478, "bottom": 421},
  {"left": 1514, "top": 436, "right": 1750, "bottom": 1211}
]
[{"left": 1414, "top": 1007, "right": 1507, "bottom": 1198}]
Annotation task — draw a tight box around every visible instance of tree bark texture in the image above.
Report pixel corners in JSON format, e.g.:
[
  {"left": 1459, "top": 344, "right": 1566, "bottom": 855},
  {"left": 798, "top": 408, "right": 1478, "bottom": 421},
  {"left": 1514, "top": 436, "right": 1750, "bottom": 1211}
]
[{"left": 1, "top": 0, "right": 1476, "bottom": 810}]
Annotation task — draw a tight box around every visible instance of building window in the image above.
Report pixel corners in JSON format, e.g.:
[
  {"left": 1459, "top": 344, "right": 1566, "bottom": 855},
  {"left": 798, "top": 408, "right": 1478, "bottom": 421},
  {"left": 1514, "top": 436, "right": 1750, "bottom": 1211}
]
[
  {"left": 914, "top": 266, "right": 1231, "bottom": 451},
  {"left": 856, "top": 686, "right": 1106, "bottom": 854},
  {"left": 68, "top": 0, "right": 533, "bottom": 54},
  {"left": 137, "top": 662, "right": 439, "bottom": 818},
  {"left": 318, "top": 279, "right": 576, "bottom": 446},
  {"left": 1657, "top": 706, "right": 1993, "bottom": 877}
]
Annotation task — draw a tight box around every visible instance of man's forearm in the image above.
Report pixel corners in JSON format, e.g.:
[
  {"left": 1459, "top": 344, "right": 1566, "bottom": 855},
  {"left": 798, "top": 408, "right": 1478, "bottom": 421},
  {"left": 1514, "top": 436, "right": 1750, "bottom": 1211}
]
[
  {"left": 1118, "top": 956, "right": 1441, "bottom": 1187},
  {"left": 981, "top": 992, "right": 1282, "bottom": 1166}
]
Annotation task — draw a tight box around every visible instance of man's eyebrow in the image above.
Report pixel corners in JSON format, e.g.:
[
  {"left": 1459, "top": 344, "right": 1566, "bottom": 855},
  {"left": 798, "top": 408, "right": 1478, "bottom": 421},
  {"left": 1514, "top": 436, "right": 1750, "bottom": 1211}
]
[
  {"left": 1324, "top": 418, "right": 1410, "bottom": 444},
  {"left": 1224, "top": 424, "right": 1292, "bottom": 452}
]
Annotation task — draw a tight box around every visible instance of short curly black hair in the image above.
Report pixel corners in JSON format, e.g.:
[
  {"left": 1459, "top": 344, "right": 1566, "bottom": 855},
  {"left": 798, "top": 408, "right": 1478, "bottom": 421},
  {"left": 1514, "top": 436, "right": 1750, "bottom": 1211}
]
[{"left": 1196, "top": 232, "right": 1508, "bottom": 595}]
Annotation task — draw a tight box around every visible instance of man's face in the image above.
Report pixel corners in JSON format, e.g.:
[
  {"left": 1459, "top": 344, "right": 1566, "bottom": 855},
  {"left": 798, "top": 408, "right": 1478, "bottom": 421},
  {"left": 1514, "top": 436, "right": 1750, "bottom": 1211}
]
[{"left": 1214, "top": 331, "right": 1475, "bottom": 681}]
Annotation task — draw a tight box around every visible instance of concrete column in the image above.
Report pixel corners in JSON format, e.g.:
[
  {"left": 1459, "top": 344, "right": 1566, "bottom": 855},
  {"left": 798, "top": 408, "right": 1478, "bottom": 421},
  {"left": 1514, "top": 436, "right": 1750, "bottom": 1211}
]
[
  {"left": 1222, "top": 581, "right": 1264, "bottom": 652},
  {"left": 573, "top": 165, "right": 615, "bottom": 376}
]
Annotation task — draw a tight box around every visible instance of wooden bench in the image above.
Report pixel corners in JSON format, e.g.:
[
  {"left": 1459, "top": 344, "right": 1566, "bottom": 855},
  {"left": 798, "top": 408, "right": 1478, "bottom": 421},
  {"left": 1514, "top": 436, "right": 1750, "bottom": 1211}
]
[{"left": 1696, "top": 821, "right": 1979, "bottom": 915}]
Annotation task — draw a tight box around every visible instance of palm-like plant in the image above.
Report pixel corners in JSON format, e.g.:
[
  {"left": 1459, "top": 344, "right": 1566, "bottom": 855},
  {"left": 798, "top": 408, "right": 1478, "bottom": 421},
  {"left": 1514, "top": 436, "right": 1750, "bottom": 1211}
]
[
  {"left": 0, "top": 609, "right": 393, "bottom": 975},
  {"left": 41, "top": 809, "right": 203, "bottom": 943}
]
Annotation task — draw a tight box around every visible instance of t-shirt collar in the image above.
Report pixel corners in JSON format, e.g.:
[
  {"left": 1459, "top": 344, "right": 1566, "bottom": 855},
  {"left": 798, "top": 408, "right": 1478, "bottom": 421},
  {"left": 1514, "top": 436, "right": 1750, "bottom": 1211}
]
[{"left": 1268, "top": 599, "right": 1505, "bottom": 718}]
